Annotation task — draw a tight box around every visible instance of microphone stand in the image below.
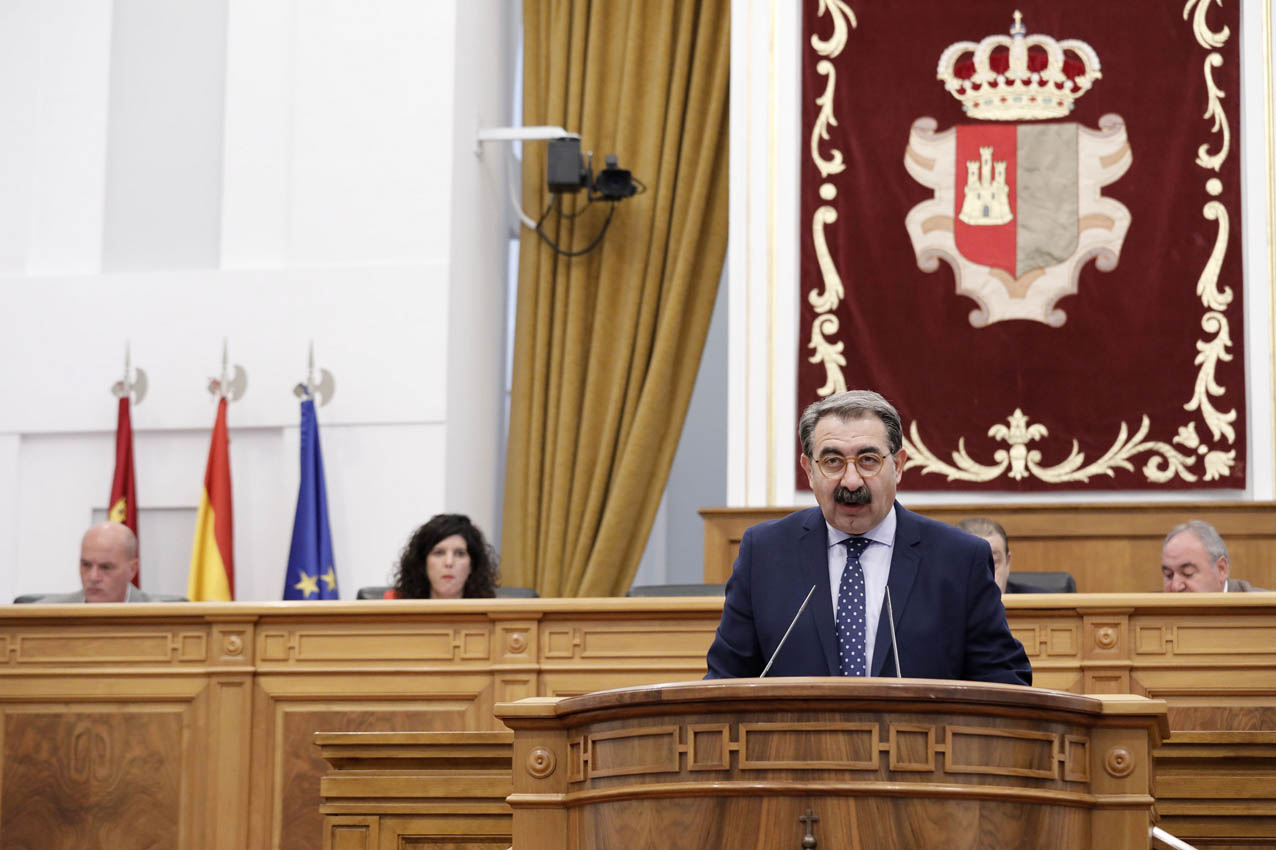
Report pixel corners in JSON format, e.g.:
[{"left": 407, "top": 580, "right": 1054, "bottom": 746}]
[{"left": 760, "top": 585, "right": 818, "bottom": 678}]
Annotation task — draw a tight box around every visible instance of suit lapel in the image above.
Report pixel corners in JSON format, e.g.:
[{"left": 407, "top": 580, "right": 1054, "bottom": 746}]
[
  {"left": 798, "top": 509, "right": 839, "bottom": 675},
  {"left": 872, "top": 504, "right": 921, "bottom": 676}
]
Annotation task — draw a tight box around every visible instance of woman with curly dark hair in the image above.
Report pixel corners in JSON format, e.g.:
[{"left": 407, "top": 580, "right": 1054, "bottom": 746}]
[{"left": 389, "top": 513, "right": 499, "bottom": 599}]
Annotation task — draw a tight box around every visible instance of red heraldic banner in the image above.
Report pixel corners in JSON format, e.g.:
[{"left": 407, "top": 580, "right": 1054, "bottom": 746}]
[
  {"left": 109, "top": 396, "right": 140, "bottom": 585},
  {"left": 799, "top": 2, "right": 1245, "bottom": 492},
  {"left": 188, "top": 399, "right": 234, "bottom": 600}
]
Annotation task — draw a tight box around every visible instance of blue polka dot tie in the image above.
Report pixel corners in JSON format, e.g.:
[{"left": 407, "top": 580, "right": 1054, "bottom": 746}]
[{"left": 837, "top": 536, "right": 871, "bottom": 677}]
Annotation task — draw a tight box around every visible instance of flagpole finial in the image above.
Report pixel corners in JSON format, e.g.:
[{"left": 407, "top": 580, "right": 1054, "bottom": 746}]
[
  {"left": 209, "top": 340, "right": 248, "bottom": 402},
  {"left": 293, "top": 342, "right": 335, "bottom": 406},
  {"left": 112, "top": 341, "right": 148, "bottom": 405}
]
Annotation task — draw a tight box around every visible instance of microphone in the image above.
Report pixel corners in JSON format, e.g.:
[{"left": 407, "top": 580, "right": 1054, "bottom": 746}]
[
  {"left": 760, "top": 584, "right": 817, "bottom": 677},
  {"left": 884, "top": 586, "right": 903, "bottom": 677}
]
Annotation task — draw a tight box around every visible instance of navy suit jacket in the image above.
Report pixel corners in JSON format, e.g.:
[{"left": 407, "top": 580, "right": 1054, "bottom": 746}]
[{"left": 705, "top": 504, "right": 1032, "bottom": 685}]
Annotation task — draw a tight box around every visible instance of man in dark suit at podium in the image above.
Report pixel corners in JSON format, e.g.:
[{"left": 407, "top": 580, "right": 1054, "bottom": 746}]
[{"left": 705, "top": 390, "right": 1031, "bottom": 686}]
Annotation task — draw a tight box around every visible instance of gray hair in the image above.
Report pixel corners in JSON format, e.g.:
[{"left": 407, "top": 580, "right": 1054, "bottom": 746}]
[
  {"left": 798, "top": 390, "right": 903, "bottom": 457},
  {"left": 1164, "top": 519, "right": 1229, "bottom": 564},
  {"left": 957, "top": 517, "right": 1009, "bottom": 553}
]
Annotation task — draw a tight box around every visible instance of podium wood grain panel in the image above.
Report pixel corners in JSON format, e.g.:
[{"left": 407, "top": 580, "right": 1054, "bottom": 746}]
[
  {"left": 2, "top": 708, "right": 186, "bottom": 849},
  {"left": 574, "top": 796, "right": 1088, "bottom": 850}
]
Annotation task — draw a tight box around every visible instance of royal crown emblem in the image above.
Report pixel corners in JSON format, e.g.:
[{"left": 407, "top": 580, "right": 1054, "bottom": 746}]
[
  {"left": 903, "top": 11, "right": 1130, "bottom": 327},
  {"left": 938, "top": 11, "right": 1102, "bottom": 122}
]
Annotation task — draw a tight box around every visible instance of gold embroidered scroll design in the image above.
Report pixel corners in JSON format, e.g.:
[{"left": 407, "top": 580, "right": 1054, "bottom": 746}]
[
  {"left": 807, "top": 0, "right": 855, "bottom": 397},
  {"left": 1181, "top": 0, "right": 1237, "bottom": 478}
]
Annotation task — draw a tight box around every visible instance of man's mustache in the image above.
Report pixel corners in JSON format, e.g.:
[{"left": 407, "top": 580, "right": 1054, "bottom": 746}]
[{"left": 834, "top": 485, "right": 871, "bottom": 505}]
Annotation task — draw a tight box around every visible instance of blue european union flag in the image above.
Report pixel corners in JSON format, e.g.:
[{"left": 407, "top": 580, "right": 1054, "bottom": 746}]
[{"left": 283, "top": 399, "right": 339, "bottom": 600}]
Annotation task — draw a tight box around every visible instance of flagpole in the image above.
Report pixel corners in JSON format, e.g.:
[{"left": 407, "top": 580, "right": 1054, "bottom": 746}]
[
  {"left": 188, "top": 342, "right": 246, "bottom": 601},
  {"left": 285, "top": 344, "right": 339, "bottom": 600},
  {"left": 293, "top": 340, "right": 336, "bottom": 406},
  {"left": 110, "top": 342, "right": 145, "bottom": 584}
]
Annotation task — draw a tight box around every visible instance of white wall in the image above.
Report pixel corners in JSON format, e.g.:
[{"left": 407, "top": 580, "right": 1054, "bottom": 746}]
[
  {"left": 445, "top": 1, "right": 517, "bottom": 538},
  {"left": 0, "top": 0, "right": 514, "bottom": 603},
  {"left": 103, "top": 0, "right": 228, "bottom": 271}
]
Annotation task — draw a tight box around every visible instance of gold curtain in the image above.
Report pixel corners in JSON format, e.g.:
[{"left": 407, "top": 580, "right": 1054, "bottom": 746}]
[{"left": 502, "top": 0, "right": 730, "bottom": 597}]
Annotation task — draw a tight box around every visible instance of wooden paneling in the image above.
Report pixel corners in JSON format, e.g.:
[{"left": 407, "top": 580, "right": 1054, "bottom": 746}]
[
  {"left": 1154, "top": 732, "right": 1276, "bottom": 850},
  {"left": 700, "top": 502, "right": 1276, "bottom": 591},
  {"left": 2, "top": 708, "right": 185, "bottom": 848},
  {"left": 498, "top": 680, "right": 1168, "bottom": 850},
  {"left": 316, "top": 732, "right": 513, "bottom": 850},
  {"left": 1, "top": 595, "right": 1274, "bottom": 848}
]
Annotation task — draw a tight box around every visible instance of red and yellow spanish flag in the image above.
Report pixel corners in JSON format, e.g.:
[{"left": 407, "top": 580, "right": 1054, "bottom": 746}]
[
  {"left": 188, "top": 398, "right": 234, "bottom": 600},
  {"left": 109, "top": 396, "right": 140, "bottom": 585}
]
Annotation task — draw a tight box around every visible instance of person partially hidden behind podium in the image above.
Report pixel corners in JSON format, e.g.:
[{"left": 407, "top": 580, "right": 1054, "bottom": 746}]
[
  {"left": 387, "top": 513, "right": 499, "bottom": 599},
  {"left": 1161, "top": 519, "right": 1267, "bottom": 593},
  {"left": 36, "top": 521, "right": 158, "bottom": 603},
  {"left": 705, "top": 390, "right": 1031, "bottom": 685},
  {"left": 955, "top": 517, "right": 1013, "bottom": 593}
]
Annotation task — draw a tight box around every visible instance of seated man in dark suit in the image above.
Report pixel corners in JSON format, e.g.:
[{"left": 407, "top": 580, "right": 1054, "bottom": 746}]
[
  {"left": 34, "top": 522, "right": 158, "bottom": 603},
  {"left": 705, "top": 390, "right": 1031, "bottom": 685},
  {"left": 1162, "top": 520, "right": 1267, "bottom": 593}
]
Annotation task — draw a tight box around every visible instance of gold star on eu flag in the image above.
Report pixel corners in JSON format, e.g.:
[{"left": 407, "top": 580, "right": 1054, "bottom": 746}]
[
  {"left": 293, "top": 572, "right": 319, "bottom": 598},
  {"left": 321, "top": 567, "right": 336, "bottom": 591}
]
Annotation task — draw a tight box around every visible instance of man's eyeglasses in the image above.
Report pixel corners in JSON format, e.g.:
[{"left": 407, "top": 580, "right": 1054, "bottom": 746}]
[{"left": 813, "top": 452, "right": 890, "bottom": 479}]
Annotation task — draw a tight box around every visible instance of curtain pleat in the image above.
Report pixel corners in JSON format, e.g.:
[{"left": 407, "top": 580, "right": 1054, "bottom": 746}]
[{"left": 503, "top": 0, "right": 730, "bottom": 597}]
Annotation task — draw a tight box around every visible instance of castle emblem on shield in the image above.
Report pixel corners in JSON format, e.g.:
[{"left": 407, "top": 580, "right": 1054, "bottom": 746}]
[{"left": 904, "top": 12, "right": 1131, "bottom": 327}]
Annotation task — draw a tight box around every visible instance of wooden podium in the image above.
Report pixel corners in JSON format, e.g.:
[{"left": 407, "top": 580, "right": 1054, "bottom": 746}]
[{"left": 496, "top": 679, "right": 1169, "bottom": 849}]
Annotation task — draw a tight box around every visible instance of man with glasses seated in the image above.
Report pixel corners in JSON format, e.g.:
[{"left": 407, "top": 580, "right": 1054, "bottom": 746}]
[{"left": 705, "top": 389, "right": 1031, "bottom": 685}]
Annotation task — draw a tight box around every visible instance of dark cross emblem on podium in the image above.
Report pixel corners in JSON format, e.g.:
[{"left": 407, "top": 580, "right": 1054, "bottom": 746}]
[{"left": 799, "top": 809, "right": 819, "bottom": 849}]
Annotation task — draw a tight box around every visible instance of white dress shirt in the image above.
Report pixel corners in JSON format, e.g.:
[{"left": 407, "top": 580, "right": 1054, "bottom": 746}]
[{"left": 825, "top": 506, "right": 897, "bottom": 672}]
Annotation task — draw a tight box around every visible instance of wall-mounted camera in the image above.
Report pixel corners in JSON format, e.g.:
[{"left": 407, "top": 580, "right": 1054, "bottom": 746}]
[
  {"left": 546, "top": 138, "right": 639, "bottom": 202},
  {"left": 476, "top": 126, "right": 643, "bottom": 257}
]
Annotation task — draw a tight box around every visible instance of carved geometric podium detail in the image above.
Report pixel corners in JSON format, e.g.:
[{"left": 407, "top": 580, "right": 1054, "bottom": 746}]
[
  {"left": 887, "top": 724, "right": 935, "bottom": 772},
  {"left": 544, "top": 624, "right": 718, "bottom": 661},
  {"left": 1064, "top": 735, "right": 1091, "bottom": 782},
  {"left": 579, "top": 725, "right": 681, "bottom": 779},
  {"left": 1011, "top": 624, "right": 1082, "bottom": 659},
  {"left": 498, "top": 679, "right": 1170, "bottom": 850},
  {"left": 1104, "top": 746, "right": 1135, "bottom": 778},
  {"left": 17, "top": 632, "right": 175, "bottom": 663},
  {"left": 741, "top": 722, "right": 880, "bottom": 770},
  {"left": 687, "top": 723, "right": 731, "bottom": 770},
  {"left": 562, "top": 718, "right": 1094, "bottom": 783},
  {"left": 258, "top": 627, "right": 492, "bottom": 663},
  {"left": 526, "top": 746, "right": 556, "bottom": 778},
  {"left": 944, "top": 725, "right": 1057, "bottom": 780}
]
